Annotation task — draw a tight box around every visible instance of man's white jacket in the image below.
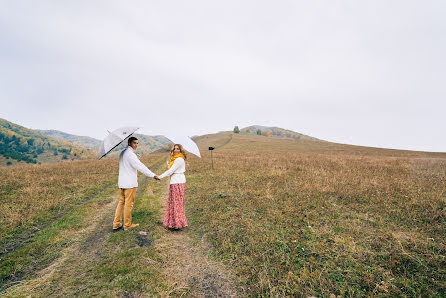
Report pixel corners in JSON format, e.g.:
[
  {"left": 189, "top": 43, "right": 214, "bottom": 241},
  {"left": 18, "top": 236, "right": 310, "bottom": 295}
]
[{"left": 118, "top": 146, "right": 155, "bottom": 189}]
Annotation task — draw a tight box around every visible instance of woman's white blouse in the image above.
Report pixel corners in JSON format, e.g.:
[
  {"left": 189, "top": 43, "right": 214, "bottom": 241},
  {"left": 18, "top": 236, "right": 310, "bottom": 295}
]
[{"left": 158, "top": 157, "right": 186, "bottom": 184}]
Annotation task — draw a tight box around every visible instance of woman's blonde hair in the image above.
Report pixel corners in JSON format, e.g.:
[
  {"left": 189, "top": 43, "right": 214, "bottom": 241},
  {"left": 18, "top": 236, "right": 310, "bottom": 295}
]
[{"left": 170, "top": 144, "right": 188, "bottom": 163}]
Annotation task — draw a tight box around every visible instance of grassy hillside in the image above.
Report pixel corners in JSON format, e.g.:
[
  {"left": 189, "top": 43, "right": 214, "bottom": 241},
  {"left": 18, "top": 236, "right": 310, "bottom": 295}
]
[
  {"left": 187, "top": 133, "right": 446, "bottom": 296},
  {"left": 0, "top": 118, "right": 95, "bottom": 166},
  {"left": 240, "top": 125, "right": 321, "bottom": 141},
  {"left": 1, "top": 131, "right": 445, "bottom": 296}
]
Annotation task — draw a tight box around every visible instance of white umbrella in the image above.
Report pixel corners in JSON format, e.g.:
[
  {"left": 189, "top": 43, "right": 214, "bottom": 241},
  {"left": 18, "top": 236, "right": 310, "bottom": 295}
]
[
  {"left": 164, "top": 135, "right": 201, "bottom": 158},
  {"left": 98, "top": 126, "right": 140, "bottom": 159}
]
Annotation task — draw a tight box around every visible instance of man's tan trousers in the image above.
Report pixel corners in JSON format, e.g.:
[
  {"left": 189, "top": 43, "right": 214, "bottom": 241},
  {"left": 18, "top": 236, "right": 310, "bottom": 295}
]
[{"left": 113, "top": 187, "right": 137, "bottom": 229}]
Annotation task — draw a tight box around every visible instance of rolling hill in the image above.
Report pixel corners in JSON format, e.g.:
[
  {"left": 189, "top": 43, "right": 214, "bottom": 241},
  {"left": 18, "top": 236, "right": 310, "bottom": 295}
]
[
  {"left": 132, "top": 133, "right": 171, "bottom": 154},
  {"left": 239, "top": 125, "right": 321, "bottom": 141},
  {"left": 0, "top": 118, "right": 95, "bottom": 166},
  {"left": 37, "top": 129, "right": 171, "bottom": 158},
  {"left": 36, "top": 130, "right": 101, "bottom": 151},
  {"left": 3, "top": 118, "right": 440, "bottom": 168}
]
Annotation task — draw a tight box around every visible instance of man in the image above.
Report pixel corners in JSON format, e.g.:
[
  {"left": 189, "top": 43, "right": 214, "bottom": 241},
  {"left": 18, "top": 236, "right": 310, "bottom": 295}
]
[{"left": 113, "top": 136, "right": 159, "bottom": 231}]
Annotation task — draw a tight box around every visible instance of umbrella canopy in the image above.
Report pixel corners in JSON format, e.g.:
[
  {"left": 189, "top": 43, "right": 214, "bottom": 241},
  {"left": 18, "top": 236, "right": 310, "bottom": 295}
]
[
  {"left": 98, "top": 126, "right": 140, "bottom": 159},
  {"left": 164, "top": 135, "right": 201, "bottom": 158}
]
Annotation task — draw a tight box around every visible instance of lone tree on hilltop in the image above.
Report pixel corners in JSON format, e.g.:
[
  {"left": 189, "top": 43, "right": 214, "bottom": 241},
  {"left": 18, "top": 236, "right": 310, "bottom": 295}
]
[{"left": 233, "top": 126, "right": 240, "bottom": 134}]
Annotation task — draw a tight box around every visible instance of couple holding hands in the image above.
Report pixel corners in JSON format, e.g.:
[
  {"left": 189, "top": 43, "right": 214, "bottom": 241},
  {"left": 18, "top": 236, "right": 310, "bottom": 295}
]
[{"left": 112, "top": 136, "right": 188, "bottom": 231}]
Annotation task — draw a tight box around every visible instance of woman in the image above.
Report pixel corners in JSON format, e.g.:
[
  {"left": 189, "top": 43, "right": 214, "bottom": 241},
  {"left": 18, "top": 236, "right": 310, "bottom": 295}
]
[{"left": 158, "top": 144, "right": 188, "bottom": 229}]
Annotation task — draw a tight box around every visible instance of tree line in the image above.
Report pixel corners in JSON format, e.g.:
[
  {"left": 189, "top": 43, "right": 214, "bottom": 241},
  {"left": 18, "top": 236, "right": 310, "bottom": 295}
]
[{"left": 0, "top": 132, "right": 76, "bottom": 164}]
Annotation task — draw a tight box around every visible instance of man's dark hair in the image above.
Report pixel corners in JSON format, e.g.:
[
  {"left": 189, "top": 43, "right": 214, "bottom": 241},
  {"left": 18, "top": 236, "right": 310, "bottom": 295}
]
[{"left": 128, "top": 136, "right": 138, "bottom": 145}]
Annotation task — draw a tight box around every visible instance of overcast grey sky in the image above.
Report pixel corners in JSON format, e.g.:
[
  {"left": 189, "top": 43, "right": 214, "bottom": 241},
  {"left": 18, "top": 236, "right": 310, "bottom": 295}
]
[{"left": 1, "top": 1, "right": 445, "bottom": 152}]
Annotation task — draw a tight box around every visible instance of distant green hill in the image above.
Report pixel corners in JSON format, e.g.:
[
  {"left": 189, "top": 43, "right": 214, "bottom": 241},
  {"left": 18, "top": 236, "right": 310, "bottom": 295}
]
[
  {"left": 0, "top": 118, "right": 95, "bottom": 166},
  {"left": 133, "top": 134, "right": 171, "bottom": 153},
  {"left": 36, "top": 130, "right": 101, "bottom": 151},
  {"left": 37, "top": 129, "right": 171, "bottom": 158},
  {"left": 240, "top": 125, "right": 321, "bottom": 141}
]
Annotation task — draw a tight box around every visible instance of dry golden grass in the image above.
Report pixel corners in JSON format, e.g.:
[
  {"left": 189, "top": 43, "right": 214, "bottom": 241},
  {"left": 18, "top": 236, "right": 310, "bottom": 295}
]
[
  {"left": 185, "top": 133, "right": 446, "bottom": 296},
  {"left": 1, "top": 133, "right": 444, "bottom": 296},
  {"left": 0, "top": 159, "right": 117, "bottom": 252},
  {"left": 0, "top": 155, "right": 167, "bottom": 295}
]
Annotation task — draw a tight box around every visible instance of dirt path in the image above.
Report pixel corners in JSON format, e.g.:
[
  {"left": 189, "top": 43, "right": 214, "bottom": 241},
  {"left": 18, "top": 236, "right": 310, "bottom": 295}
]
[
  {"left": 154, "top": 180, "right": 238, "bottom": 297},
  {"left": 2, "top": 183, "right": 123, "bottom": 296},
  {"left": 2, "top": 175, "right": 154, "bottom": 296},
  {"left": 0, "top": 181, "right": 115, "bottom": 259},
  {"left": 3, "top": 160, "right": 239, "bottom": 296}
]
